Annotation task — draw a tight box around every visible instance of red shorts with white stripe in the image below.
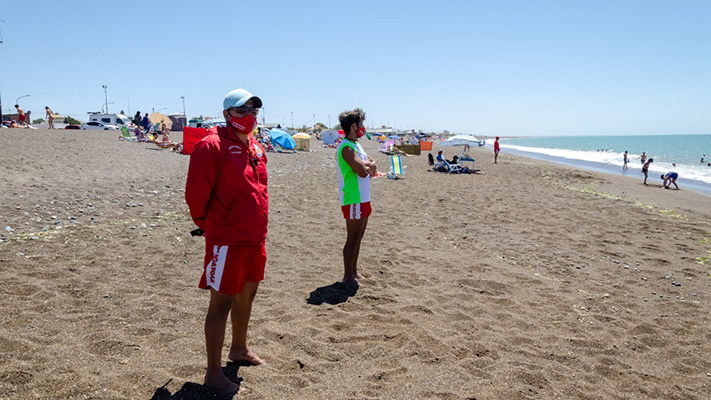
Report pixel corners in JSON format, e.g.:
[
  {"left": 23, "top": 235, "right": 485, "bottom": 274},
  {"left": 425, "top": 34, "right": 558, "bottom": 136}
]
[
  {"left": 341, "top": 201, "right": 372, "bottom": 220},
  {"left": 199, "top": 242, "right": 266, "bottom": 295}
]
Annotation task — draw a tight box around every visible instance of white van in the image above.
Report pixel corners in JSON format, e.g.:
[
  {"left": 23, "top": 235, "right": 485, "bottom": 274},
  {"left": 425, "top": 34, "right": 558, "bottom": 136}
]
[{"left": 88, "top": 113, "right": 133, "bottom": 128}]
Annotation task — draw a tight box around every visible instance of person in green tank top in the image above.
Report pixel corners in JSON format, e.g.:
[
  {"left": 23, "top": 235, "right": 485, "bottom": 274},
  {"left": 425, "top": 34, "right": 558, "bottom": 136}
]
[{"left": 337, "top": 108, "right": 378, "bottom": 285}]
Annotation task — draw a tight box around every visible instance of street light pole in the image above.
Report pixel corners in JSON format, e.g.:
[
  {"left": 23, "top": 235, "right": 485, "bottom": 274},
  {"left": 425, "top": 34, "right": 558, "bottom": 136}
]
[
  {"left": 291, "top": 111, "right": 293, "bottom": 129},
  {"left": 181, "top": 96, "right": 186, "bottom": 128},
  {"left": 16, "top": 94, "right": 30, "bottom": 105},
  {"left": 102, "top": 85, "right": 108, "bottom": 114},
  {"left": 313, "top": 114, "right": 315, "bottom": 128}
]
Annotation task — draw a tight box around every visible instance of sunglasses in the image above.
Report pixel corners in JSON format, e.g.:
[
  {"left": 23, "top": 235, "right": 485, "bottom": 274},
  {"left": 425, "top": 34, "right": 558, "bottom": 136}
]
[{"left": 228, "top": 106, "right": 260, "bottom": 115}]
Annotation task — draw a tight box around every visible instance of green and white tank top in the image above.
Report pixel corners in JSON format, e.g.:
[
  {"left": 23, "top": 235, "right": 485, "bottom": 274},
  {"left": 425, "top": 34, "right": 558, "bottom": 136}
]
[{"left": 337, "top": 139, "right": 370, "bottom": 205}]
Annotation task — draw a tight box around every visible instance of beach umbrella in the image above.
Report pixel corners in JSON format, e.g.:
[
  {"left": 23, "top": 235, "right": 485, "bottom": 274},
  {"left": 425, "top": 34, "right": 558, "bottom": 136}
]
[
  {"left": 293, "top": 132, "right": 310, "bottom": 139},
  {"left": 389, "top": 135, "right": 400, "bottom": 140},
  {"left": 321, "top": 129, "right": 339, "bottom": 145},
  {"left": 379, "top": 139, "right": 395, "bottom": 152},
  {"left": 269, "top": 128, "right": 296, "bottom": 149},
  {"left": 149, "top": 113, "right": 172, "bottom": 129},
  {"left": 441, "top": 135, "right": 484, "bottom": 147}
]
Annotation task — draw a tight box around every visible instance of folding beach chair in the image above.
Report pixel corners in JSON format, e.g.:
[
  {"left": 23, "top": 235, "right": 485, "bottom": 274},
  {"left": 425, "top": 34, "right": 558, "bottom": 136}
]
[
  {"left": 390, "top": 155, "right": 406, "bottom": 179},
  {"left": 444, "top": 160, "right": 463, "bottom": 174},
  {"left": 120, "top": 126, "right": 136, "bottom": 141}
]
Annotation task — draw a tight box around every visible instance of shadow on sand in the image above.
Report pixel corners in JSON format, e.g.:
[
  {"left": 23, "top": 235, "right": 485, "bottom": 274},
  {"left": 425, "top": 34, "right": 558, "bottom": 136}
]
[
  {"left": 150, "top": 364, "right": 242, "bottom": 400},
  {"left": 306, "top": 281, "right": 359, "bottom": 305}
]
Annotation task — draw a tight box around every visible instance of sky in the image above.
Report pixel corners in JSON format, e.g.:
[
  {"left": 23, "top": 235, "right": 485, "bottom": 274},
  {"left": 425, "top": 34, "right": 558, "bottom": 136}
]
[{"left": 1, "top": 0, "right": 710, "bottom": 136}]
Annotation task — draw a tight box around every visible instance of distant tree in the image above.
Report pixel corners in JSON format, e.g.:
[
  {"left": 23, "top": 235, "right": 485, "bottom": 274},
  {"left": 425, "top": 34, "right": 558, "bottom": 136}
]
[
  {"left": 333, "top": 124, "right": 341, "bottom": 130},
  {"left": 33, "top": 118, "right": 45, "bottom": 124},
  {"left": 313, "top": 122, "right": 328, "bottom": 134},
  {"left": 63, "top": 116, "right": 81, "bottom": 125}
]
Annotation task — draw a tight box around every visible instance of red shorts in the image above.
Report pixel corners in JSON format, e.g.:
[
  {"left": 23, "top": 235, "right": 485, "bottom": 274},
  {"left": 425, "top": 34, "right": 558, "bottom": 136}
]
[
  {"left": 341, "top": 201, "right": 372, "bottom": 219},
  {"left": 18, "top": 114, "right": 26, "bottom": 122},
  {"left": 199, "top": 242, "right": 266, "bottom": 295}
]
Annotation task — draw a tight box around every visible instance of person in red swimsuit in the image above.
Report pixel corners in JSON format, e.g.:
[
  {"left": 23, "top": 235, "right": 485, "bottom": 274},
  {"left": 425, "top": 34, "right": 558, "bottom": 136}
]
[
  {"left": 494, "top": 136, "right": 501, "bottom": 164},
  {"left": 15, "top": 104, "right": 26, "bottom": 126}
]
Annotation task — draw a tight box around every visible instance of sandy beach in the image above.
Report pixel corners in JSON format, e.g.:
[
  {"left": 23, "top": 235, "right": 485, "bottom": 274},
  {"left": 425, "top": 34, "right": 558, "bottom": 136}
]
[{"left": 1, "top": 129, "right": 710, "bottom": 399}]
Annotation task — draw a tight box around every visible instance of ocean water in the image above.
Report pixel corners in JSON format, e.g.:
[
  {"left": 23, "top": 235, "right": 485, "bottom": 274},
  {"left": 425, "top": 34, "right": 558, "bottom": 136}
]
[{"left": 501, "top": 134, "right": 711, "bottom": 188}]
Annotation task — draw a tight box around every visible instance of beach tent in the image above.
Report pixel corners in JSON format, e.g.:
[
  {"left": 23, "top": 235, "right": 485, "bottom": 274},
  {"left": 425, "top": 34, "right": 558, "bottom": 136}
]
[
  {"left": 441, "top": 135, "right": 485, "bottom": 147},
  {"left": 269, "top": 128, "right": 296, "bottom": 149},
  {"left": 182, "top": 127, "right": 214, "bottom": 155},
  {"left": 321, "top": 129, "right": 340, "bottom": 145},
  {"left": 149, "top": 113, "right": 172, "bottom": 129}
]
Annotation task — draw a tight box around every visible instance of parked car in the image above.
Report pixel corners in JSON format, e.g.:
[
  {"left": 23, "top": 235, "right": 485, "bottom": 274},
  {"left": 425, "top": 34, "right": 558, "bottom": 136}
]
[
  {"left": 80, "top": 121, "right": 119, "bottom": 130},
  {"left": 64, "top": 124, "right": 80, "bottom": 130}
]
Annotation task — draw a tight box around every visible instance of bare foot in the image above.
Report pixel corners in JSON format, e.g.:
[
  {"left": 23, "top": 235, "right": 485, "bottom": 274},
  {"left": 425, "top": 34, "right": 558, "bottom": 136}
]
[
  {"left": 204, "top": 373, "right": 239, "bottom": 394},
  {"left": 228, "top": 349, "right": 265, "bottom": 366}
]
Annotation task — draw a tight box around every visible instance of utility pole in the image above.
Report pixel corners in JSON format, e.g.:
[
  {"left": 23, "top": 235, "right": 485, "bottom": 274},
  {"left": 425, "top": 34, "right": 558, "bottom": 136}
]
[
  {"left": 102, "top": 85, "right": 108, "bottom": 114},
  {"left": 181, "top": 96, "right": 186, "bottom": 128},
  {"left": 291, "top": 111, "right": 293, "bottom": 129}
]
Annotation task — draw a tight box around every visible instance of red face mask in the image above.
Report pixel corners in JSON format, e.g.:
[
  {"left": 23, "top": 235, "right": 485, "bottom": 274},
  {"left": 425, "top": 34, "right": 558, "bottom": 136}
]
[
  {"left": 357, "top": 126, "right": 366, "bottom": 137},
  {"left": 230, "top": 113, "right": 257, "bottom": 135}
]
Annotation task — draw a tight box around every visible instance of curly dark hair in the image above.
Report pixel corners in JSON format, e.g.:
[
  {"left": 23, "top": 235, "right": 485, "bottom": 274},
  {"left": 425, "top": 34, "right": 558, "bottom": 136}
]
[{"left": 338, "top": 108, "right": 366, "bottom": 135}]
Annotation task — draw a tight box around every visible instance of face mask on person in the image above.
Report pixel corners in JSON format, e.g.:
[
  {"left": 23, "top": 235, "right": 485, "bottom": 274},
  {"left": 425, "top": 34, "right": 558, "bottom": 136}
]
[
  {"left": 357, "top": 126, "right": 365, "bottom": 137},
  {"left": 230, "top": 113, "right": 257, "bottom": 135}
]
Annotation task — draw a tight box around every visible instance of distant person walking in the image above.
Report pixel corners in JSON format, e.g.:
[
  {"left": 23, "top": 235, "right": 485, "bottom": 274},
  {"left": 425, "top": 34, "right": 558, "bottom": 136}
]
[
  {"left": 134, "top": 111, "right": 142, "bottom": 127},
  {"left": 639, "top": 152, "right": 647, "bottom": 164},
  {"left": 623, "top": 151, "right": 629, "bottom": 170},
  {"left": 14, "top": 105, "right": 26, "bottom": 126},
  {"left": 661, "top": 172, "right": 679, "bottom": 190},
  {"left": 494, "top": 136, "right": 501, "bottom": 164},
  {"left": 337, "top": 107, "right": 378, "bottom": 285},
  {"left": 45, "top": 106, "right": 55, "bottom": 129},
  {"left": 642, "top": 158, "right": 653, "bottom": 185},
  {"left": 701, "top": 154, "right": 706, "bottom": 163}
]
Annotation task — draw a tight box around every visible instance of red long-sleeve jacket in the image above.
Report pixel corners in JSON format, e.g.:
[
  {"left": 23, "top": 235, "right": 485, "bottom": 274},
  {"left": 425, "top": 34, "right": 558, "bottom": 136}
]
[{"left": 185, "top": 126, "right": 268, "bottom": 246}]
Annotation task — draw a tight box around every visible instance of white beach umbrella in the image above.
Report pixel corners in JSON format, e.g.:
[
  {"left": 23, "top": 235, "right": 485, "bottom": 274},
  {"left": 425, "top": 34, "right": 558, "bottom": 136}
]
[{"left": 441, "top": 135, "right": 485, "bottom": 147}]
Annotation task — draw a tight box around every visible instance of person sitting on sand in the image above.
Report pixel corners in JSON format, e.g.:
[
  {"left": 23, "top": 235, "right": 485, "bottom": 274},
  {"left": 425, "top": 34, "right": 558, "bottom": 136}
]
[
  {"left": 133, "top": 126, "right": 146, "bottom": 141},
  {"left": 661, "top": 172, "right": 680, "bottom": 190},
  {"left": 642, "top": 158, "right": 653, "bottom": 185},
  {"left": 158, "top": 123, "right": 178, "bottom": 149}
]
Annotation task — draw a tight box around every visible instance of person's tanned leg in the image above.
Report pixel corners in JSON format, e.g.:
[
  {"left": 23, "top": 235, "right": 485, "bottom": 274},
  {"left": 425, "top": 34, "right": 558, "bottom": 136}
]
[
  {"left": 204, "top": 289, "right": 239, "bottom": 393},
  {"left": 228, "top": 281, "right": 264, "bottom": 365},
  {"left": 343, "top": 217, "right": 368, "bottom": 283}
]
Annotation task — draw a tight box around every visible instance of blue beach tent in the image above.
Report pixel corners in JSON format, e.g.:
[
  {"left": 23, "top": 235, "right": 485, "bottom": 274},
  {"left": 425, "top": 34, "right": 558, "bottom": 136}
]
[{"left": 269, "top": 128, "right": 296, "bottom": 150}]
